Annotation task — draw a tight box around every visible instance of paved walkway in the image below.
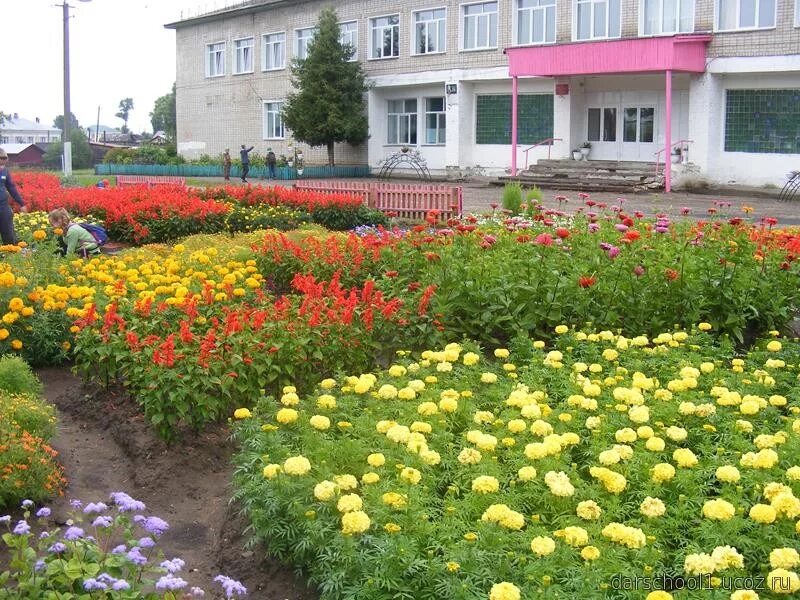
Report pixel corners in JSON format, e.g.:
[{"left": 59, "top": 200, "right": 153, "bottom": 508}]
[{"left": 200, "top": 176, "right": 800, "bottom": 226}]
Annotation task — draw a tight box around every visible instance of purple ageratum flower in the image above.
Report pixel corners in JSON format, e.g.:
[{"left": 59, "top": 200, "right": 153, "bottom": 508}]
[
  {"left": 69, "top": 499, "right": 83, "bottom": 510},
  {"left": 126, "top": 547, "right": 148, "bottom": 566},
  {"left": 161, "top": 558, "right": 186, "bottom": 573},
  {"left": 110, "top": 492, "right": 146, "bottom": 513},
  {"left": 49, "top": 542, "right": 67, "bottom": 554},
  {"left": 190, "top": 587, "right": 206, "bottom": 598},
  {"left": 138, "top": 536, "right": 156, "bottom": 549},
  {"left": 213, "top": 575, "right": 248, "bottom": 598},
  {"left": 156, "top": 574, "right": 189, "bottom": 591},
  {"left": 141, "top": 516, "right": 169, "bottom": 536},
  {"left": 63, "top": 526, "right": 85, "bottom": 541},
  {"left": 13, "top": 520, "right": 31, "bottom": 535},
  {"left": 35, "top": 559, "right": 46, "bottom": 572},
  {"left": 97, "top": 573, "right": 121, "bottom": 586},
  {"left": 36, "top": 507, "right": 51, "bottom": 518},
  {"left": 92, "top": 516, "right": 113, "bottom": 528},
  {"left": 21, "top": 499, "right": 34, "bottom": 509},
  {"left": 111, "top": 544, "right": 127, "bottom": 554},
  {"left": 39, "top": 531, "right": 50, "bottom": 539},
  {"left": 83, "top": 578, "right": 108, "bottom": 592},
  {"left": 0, "top": 515, "right": 10, "bottom": 525},
  {"left": 83, "top": 502, "right": 108, "bottom": 514},
  {"left": 112, "top": 580, "right": 131, "bottom": 591}
]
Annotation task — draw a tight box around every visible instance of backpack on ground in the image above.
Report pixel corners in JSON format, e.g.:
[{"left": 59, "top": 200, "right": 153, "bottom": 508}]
[{"left": 80, "top": 223, "right": 109, "bottom": 246}]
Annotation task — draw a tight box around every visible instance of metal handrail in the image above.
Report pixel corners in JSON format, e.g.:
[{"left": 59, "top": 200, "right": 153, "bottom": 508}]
[
  {"left": 523, "top": 138, "right": 563, "bottom": 170},
  {"left": 653, "top": 139, "right": 693, "bottom": 180}
]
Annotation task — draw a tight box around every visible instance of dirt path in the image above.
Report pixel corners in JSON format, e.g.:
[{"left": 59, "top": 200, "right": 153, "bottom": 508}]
[{"left": 38, "top": 366, "right": 317, "bottom": 600}]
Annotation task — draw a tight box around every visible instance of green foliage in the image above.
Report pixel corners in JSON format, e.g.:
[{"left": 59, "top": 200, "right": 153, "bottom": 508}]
[
  {"left": 149, "top": 83, "right": 176, "bottom": 140},
  {"left": 115, "top": 97, "right": 134, "bottom": 133},
  {"left": 102, "top": 145, "right": 184, "bottom": 166},
  {"left": 0, "top": 499, "right": 246, "bottom": 597},
  {"left": 43, "top": 129, "right": 92, "bottom": 170},
  {"left": 501, "top": 183, "right": 523, "bottom": 215},
  {"left": 52, "top": 113, "right": 80, "bottom": 132},
  {"left": 282, "top": 7, "right": 370, "bottom": 166},
  {"left": 310, "top": 205, "right": 389, "bottom": 231},
  {"left": 525, "top": 186, "right": 543, "bottom": 204},
  {"left": 0, "top": 355, "right": 42, "bottom": 396}
]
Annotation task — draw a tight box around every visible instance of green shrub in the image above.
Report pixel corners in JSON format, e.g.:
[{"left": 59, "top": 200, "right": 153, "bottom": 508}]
[
  {"left": 0, "top": 355, "right": 42, "bottom": 396},
  {"left": 501, "top": 182, "right": 523, "bottom": 215},
  {"left": 310, "top": 205, "right": 389, "bottom": 231}
]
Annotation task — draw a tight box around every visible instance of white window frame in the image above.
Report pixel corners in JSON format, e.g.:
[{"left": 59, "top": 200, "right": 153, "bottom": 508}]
[
  {"left": 262, "top": 32, "right": 286, "bottom": 71},
  {"left": 205, "top": 41, "right": 226, "bottom": 78},
  {"left": 387, "top": 98, "right": 417, "bottom": 145},
  {"left": 515, "top": 0, "right": 556, "bottom": 45},
  {"left": 413, "top": 8, "right": 447, "bottom": 55},
  {"left": 339, "top": 21, "right": 358, "bottom": 61},
  {"left": 640, "top": 0, "right": 695, "bottom": 35},
  {"left": 233, "top": 37, "right": 254, "bottom": 74},
  {"left": 370, "top": 14, "right": 400, "bottom": 59},
  {"left": 263, "top": 101, "right": 285, "bottom": 140},
  {"left": 716, "top": 0, "right": 776, "bottom": 31},
  {"left": 461, "top": 1, "right": 499, "bottom": 50},
  {"left": 574, "top": 0, "right": 621, "bottom": 40},
  {"left": 295, "top": 27, "right": 316, "bottom": 60},
  {"left": 796, "top": 0, "right": 800, "bottom": 26},
  {"left": 423, "top": 97, "right": 446, "bottom": 145}
]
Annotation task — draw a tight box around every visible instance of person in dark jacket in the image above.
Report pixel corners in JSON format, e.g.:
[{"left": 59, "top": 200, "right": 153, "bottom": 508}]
[
  {"left": 266, "top": 147, "right": 277, "bottom": 180},
  {"left": 0, "top": 149, "right": 28, "bottom": 245},
  {"left": 240, "top": 145, "right": 254, "bottom": 183},
  {"left": 223, "top": 149, "right": 232, "bottom": 181}
]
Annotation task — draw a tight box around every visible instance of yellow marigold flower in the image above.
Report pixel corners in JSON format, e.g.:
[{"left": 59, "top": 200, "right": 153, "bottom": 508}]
[
  {"left": 750, "top": 503, "right": 777, "bottom": 524},
  {"left": 398, "top": 387, "right": 417, "bottom": 400},
  {"left": 494, "top": 348, "right": 510, "bottom": 359},
  {"left": 472, "top": 475, "right": 500, "bottom": 494},
  {"left": 439, "top": 397, "right": 458, "bottom": 413},
  {"left": 576, "top": 500, "right": 602, "bottom": 520},
  {"left": 787, "top": 466, "right": 800, "bottom": 481},
  {"left": 464, "top": 532, "right": 478, "bottom": 541},
  {"left": 698, "top": 322, "right": 712, "bottom": 331},
  {"left": 772, "top": 492, "right": 800, "bottom": 519},
  {"left": 684, "top": 553, "right": 716, "bottom": 575},
  {"left": 640, "top": 496, "right": 666, "bottom": 518},
  {"left": 645, "top": 437, "right": 666, "bottom": 452},
  {"left": 280, "top": 392, "right": 300, "bottom": 406},
  {"left": 481, "top": 372, "right": 498, "bottom": 384},
  {"left": 458, "top": 447, "right": 482, "bottom": 465},
  {"left": 716, "top": 465, "right": 741, "bottom": 483},
  {"left": 319, "top": 378, "right": 337, "bottom": 389},
  {"left": 601, "top": 522, "right": 646, "bottom": 548},
  {"left": 580, "top": 545, "right": 600, "bottom": 561},
  {"left": 276, "top": 408, "right": 298, "bottom": 424},
  {"left": 388, "top": 364, "right": 407, "bottom": 377},
  {"left": 337, "top": 493, "right": 363, "bottom": 513},
  {"left": 233, "top": 408, "right": 251, "bottom": 419},
  {"left": 771, "top": 548, "right": 800, "bottom": 569},
  {"left": 314, "top": 480, "right": 337, "bottom": 501},
  {"left": 384, "top": 522, "right": 401, "bottom": 533},
  {"left": 766, "top": 340, "right": 782, "bottom": 352},
  {"left": 651, "top": 463, "right": 676, "bottom": 483},
  {"left": 559, "top": 526, "right": 589, "bottom": 547},
  {"left": 711, "top": 545, "right": 744, "bottom": 569},
  {"left": 400, "top": 467, "right": 421, "bottom": 485},
  {"left": 602, "top": 348, "right": 619, "bottom": 361},
  {"left": 702, "top": 499, "right": 736, "bottom": 521},
  {"left": 645, "top": 592, "right": 673, "bottom": 600},
  {"left": 767, "top": 568, "right": 800, "bottom": 594},
  {"left": 530, "top": 536, "right": 556, "bottom": 556},
  {"left": 283, "top": 455, "right": 312, "bottom": 476},
  {"left": 673, "top": 448, "right": 699, "bottom": 468},
  {"left": 730, "top": 590, "right": 759, "bottom": 600},
  {"left": 378, "top": 384, "right": 398, "bottom": 399},
  {"left": 316, "top": 394, "right": 337, "bottom": 409},
  {"left": 262, "top": 463, "right": 281, "bottom": 479},
  {"left": 381, "top": 492, "right": 407, "bottom": 508},
  {"left": 507, "top": 419, "right": 527, "bottom": 434},
  {"left": 544, "top": 471, "right": 575, "bottom": 497},
  {"left": 309, "top": 415, "right": 330, "bottom": 430},
  {"left": 489, "top": 582, "right": 520, "bottom": 600},
  {"left": 554, "top": 325, "right": 569, "bottom": 334},
  {"left": 517, "top": 466, "right": 537, "bottom": 481},
  {"left": 341, "top": 510, "right": 371, "bottom": 535},
  {"left": 462, "top": 352, "right": 479, "bottom": 366},
  {"left": 367, "top": 453, "right": 386, "bottom": 467},
  {"left": 446, "top": 561, "right": 460, "bottom": 572}
]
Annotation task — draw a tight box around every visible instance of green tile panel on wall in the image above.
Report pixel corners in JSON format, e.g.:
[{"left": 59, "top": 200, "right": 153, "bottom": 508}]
[
  {"left": 476, "top": 94, "right": 554, "bottom": 145},
  {"left": 724, "top": 89, "right": 800, "bottom": 154}
]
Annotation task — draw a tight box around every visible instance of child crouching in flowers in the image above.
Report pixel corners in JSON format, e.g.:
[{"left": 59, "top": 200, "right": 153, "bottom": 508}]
[{"left": 48, "top": 208, "right": 100, "bottom": 258}]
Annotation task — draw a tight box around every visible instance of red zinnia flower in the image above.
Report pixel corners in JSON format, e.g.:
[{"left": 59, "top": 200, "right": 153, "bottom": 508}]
[{"left": 578, "top": 275, "right": 597, "bottom": 288}]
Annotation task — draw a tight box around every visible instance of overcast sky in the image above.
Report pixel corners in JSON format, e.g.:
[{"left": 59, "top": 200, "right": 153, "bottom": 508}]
[{"left": 7, "top": 0, "right": 228, "bottom": 134}]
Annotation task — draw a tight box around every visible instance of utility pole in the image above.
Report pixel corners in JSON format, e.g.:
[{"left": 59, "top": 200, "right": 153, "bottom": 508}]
[{"left": 62, "top": 1, "right": 72, "bottom": 175}]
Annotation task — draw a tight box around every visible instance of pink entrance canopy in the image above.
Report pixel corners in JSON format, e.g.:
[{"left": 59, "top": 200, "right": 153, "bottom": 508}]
[
  {"left": 505, "top": 34, "right": 711, "bottom": 192},
  {"left": 506, "top": 34, "right": 712, "bottom": 77}
]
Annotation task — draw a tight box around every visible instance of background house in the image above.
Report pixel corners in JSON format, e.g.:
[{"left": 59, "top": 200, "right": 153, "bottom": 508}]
[
  {"left": 1, "top": 143, "right": 46, "bottom": 167},
  {"left": 0, "top": 114, "right": 61, "bottom": 145}
]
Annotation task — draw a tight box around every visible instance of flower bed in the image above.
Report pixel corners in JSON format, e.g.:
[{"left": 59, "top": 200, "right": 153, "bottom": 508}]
[{"left": 232, "top": 328, "right": 800, "bottom": 599}]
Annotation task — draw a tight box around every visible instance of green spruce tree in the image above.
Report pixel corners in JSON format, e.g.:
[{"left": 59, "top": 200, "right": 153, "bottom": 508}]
[{"left": 282, "top": 8, "right": 369, "bottom": 167}]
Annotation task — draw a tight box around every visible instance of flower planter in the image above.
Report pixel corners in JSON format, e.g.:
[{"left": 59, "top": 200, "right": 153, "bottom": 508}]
[
  {"left": 572, "top": 151, "right": 582, "bottom": 161},
  {"left": 579, "top": 148, "right": 590, "bottom": 161}
]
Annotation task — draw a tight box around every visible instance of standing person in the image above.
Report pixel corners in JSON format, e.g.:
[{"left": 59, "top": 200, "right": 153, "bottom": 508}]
[
  {"left": 266, "top": 147, "right": 277, "bottom": 180},
  {"left": 0, "top": 148, "right": 28, "bottom": 245},
  {"left": 222, "top": 149, "right": 232, "bottom": 181},
  {"left": 240, "top": 144, "right": 254, "bottom": 183}
]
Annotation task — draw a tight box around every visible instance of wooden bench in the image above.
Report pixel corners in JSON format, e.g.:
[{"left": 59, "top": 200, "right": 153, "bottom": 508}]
[
  {"left": 116, "top": 175, "right": 186, "bottom": 188},
  {"left": 295, "top": 181, "right": 463, "bottom": 220}
]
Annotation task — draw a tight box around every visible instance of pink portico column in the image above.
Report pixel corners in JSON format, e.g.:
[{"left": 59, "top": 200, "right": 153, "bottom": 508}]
[
  {"left": 511, "top": 76, "right": 518, "bottom": 176},
  {"left": 665, "top": 69, "right": 672, "bottom": 193}
]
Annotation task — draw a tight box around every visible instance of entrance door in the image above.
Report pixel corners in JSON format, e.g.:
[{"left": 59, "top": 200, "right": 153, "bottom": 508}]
[
  {"left": 586, "top": 106, "right": 618, "bottom": 160},
  {"left": 584, "top": 91, "right": 666, "bottom": 161},
  {"left": 620, "top": 106, "right": 655, "bottom": 161}
]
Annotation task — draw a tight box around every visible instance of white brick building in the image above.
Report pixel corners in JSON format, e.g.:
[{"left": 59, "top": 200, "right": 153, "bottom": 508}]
[{"left": 166, "top": 0, "right": 800, "bottom": 186}]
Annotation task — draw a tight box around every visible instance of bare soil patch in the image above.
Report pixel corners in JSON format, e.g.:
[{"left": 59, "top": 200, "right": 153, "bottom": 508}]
[{"left": 37, "top": 366, "right": 318, "bottom": 600}]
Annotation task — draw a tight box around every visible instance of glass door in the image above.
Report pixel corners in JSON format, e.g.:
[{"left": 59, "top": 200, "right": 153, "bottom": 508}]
[
  {"left": 586, "top": 107, "right": 618, "bottom": 160},
  {"left": 620, "top": 106, "right": 655, "bottom": 161}
]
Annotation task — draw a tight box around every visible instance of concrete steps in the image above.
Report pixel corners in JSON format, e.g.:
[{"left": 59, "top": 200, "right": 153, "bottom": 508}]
[{"left": 495, "top": 159, "right": 664, "bottom": 192}]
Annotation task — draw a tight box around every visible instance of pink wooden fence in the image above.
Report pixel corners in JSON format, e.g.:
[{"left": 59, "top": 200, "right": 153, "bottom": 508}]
[
  {"left": 295, "top": 181, "right": 463, "bottom": 220},
  {"left": 117, "top": 175, "right": 186, "bottom": 188}
]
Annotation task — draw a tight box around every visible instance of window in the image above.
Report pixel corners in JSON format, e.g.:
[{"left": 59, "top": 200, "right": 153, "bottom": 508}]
[
  {"left": 15, "top": 136, "right": 24, "bottom": 143},
  {"left": 476, "top": 94, "right": 554, "bottom": 144},
  {"left": 796, "top": 0, "right": 800, "bottom": 26},
  {"left": 206, "top": 41, "right": 225, "bottom": 77},
  {"left": 296, "top": 27, "right": 316, "bottom": 60},
  {"left": 587, "top": 107, "right": 617, "bottom": 141},
  {"left": 339, "top": 21, "right": 358, "bottom": 60},
  {"left": 725, "top": 89, "right": 800, "bottom": 153},
  {"left": 517, "top": 0, "right": 556, "bottom": 45},
  {"left": 387, "top": 99, "right": 417, "bottom": 144},
  {"left": 263, "top": 102, "right": 285, "bottom": 139},
  {"left": 463, "top": 2, "right": 498, "bottom": 49},
  {"left": 642, "top": 0, "right": 693, "bottom": 34},
  {"left": 717, "top": 0, "right": 775, "bottom": 30},
  {"left": 234, "top": 37, "right": 254, "bottom": 74},
  {"left": 263, "top": 32, "right": 285, "bottom": 70},
  {"left": 0, "top": 136, "right": 7, "bottom": 144},
  {"left": 622, "top": 107, "right": 654, "bottom": 142},
  {"left": 414, "top": 8, "right": 447, "bottom": 54},
  {"left": 576, "top": 0, "right": 621, "bottom": 39},
  {"left": 425, "top": 97, "right": 446, "bottom": 144},
  {"left": 27, "top": 136, "right": 34, "bottom": 143},
  {"left": 371, "top": 15, "right": 400, "bottom": 58}
]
